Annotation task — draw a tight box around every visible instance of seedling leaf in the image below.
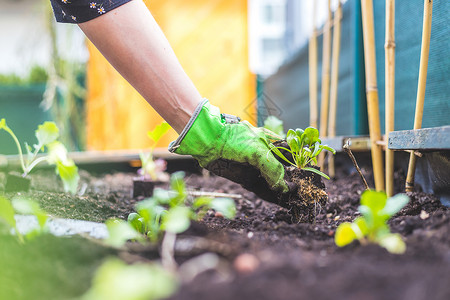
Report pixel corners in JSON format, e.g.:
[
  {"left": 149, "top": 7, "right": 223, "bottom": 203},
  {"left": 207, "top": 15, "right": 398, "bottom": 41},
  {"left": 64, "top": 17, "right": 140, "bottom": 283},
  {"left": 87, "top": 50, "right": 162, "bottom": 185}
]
[
  {"left": 35, "top": 121, "right": 59, "bottom": 148},
  {"left": 192, "top": 197, "right": 212, "bottom": 210},
  {"left": 360, "top": 190, "right": 387, "bottom": 213},
  {"left": 0, "top": 196, "right": 16, "bottom": 230},
  {"left": 210, "top": 198, "right": 236, "bottom": 219},
  {"left": 81, "top": 258, "right": 177, "bottom": 300},
  {"left": 147, "top": 122, "right": 171, "bottom": 145},
  {"left": 378, "top": 233, "right": 406, "bottom": 254},
  {"left": 162, "top": 206, "right": 191, "bottom": 233},
  {"left": 12, "top": 197, "right": 48, "bottom": 229},
  {"left": 381, "top": 194, "right": 409, "bottom": 217},
  {"left": 127, "top": 213, "right": 146, "bottom": 234},
  {"left": 302, "top": 127, "right": 320, "bottom": 146},
  {"left": 105, "top": 219, "right": 143, "bottom": 247},
  {"left": 263, "top": 116, "right": 284, "bottom": 137},
  {"left": 335, "top": 222, "right": 357, "bottom": 247},
  {"left": 302, "top": 167, "right": 330, "bottom": 180},
  {"left": 56, "top": 161, "right": 80, "bottom": 194},
  {"left": 336, "top": 191, "right": 410, "bottom": 254}
]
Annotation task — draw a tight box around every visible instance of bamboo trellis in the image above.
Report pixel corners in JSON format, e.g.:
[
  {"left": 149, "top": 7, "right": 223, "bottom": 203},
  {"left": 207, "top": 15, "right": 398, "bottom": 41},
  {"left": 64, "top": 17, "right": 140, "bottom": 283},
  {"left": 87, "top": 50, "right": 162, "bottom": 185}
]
[
  {"left": 361, "top": 0, "right": 385, "bottom": 191},
  {"left": 318, "top": 0, "right": 332, "bottom": 169},
  {"left": 328, "top": 1, "right": 342, "bottom": 179},
  {"left": 309, "top": 1, "right": 318, "bottom": 129},
  {"left": 405, "top": 0, "right": 433, "bottom": 192},
  {"left": 385, "top": 0, "right": 396, "bottom": 197}
]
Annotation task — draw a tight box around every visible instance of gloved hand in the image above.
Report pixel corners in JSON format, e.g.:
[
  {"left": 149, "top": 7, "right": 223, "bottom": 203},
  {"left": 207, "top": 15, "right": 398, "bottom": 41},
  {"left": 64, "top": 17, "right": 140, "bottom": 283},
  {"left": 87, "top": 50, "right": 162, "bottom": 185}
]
[{"left": 169, "top": 99, "right": 294, "bottom": 207}]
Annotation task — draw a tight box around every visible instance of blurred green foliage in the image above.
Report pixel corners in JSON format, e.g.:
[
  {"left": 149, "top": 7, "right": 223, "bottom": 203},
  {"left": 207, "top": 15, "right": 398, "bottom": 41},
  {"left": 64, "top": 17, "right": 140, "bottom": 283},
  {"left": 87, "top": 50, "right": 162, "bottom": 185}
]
[{"left": 0, "top": 66, "right": 48, "bottom": 86}]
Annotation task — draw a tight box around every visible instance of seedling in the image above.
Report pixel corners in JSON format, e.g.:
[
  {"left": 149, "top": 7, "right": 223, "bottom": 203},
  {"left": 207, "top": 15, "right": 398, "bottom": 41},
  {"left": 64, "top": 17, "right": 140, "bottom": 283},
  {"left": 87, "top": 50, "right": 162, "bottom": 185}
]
[
  {"left": 0, "top": 119, "right": 79, "bottom": 193},
  {"left": 335, "top": 190, "right": 410, "bottom": 254},
  {"left": 0, "top": 196, "right": 49, "bottom": 243},
  {"left": 107, "top": 172, "right": 236, "bottom": 246},
  {"left": 81, "top": 258, "right": 177, "bottom": 300},
  {"left": 137, "top": 122, "right": 171, "bottom": 182},
  {"left": 263, "top": 126, "right": 336, "bottom": 179},
  {"left": 263, "top": 116, "right": 285, "bottom": 138}
]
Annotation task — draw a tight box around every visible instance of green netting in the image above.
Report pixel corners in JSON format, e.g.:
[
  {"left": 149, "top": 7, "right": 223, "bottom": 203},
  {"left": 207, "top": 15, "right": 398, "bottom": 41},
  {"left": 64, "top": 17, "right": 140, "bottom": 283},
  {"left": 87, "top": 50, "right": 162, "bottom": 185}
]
[
  {"left": 0, "top": 85, "right": 51, "bottom": 155},
  {"left": 262, "top": 0, "right": 367, "bottom": 136},
  {"left": 262, "top": 0, "right": 449, "bottom": 136},
  {"left": 373, "top": 0, "right": 450, "bottom": 132}
]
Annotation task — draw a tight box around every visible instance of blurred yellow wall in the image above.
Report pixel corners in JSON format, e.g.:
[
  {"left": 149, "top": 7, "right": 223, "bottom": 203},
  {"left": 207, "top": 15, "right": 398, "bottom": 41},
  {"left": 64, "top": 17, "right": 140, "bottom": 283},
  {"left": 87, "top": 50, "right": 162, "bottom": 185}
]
[{"left": 85, "top": 0, "right": 256, "bottom": 151}]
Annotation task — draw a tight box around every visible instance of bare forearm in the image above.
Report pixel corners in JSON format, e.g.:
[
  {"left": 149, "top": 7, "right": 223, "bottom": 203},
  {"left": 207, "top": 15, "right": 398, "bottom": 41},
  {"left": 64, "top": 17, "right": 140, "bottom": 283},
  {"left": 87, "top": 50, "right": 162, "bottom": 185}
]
[{"left": 78, "top": 0, "right": 201, "bottom": 133}]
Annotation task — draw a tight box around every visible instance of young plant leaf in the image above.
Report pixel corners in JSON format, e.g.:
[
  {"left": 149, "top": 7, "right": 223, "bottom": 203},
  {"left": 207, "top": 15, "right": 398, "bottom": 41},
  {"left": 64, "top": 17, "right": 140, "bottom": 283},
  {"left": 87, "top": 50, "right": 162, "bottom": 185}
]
[
  {"left": 302, "top": 167, "right": 330, "bottom": 180},
  {"left": 302, "top": 127, "right": 320, "bottom": 146},
  {"left": 263, "top": 140, "right": 296, "bottom": 167},
  {"left": 360, "top": 190, "right": 387, "bottom": 214},
  {"left": 127, "top": 213, "right": 146, "bottom": 234},
  {"left": 381, "top": 194, "right": 410, "bottom": 217},
  {"left": 378, "top": 233, "right": 406, "bottom": 254},
  {"left": 81, "top": 258, "right": 177, "bottom": 300},
  {"left": 12, "top": 197, "right": 48, "bottom": 229},
  {"left": 147, "top": 122, "right": 171, "bottom": 145},
  {"left": 192, "top": 197, "right": 213, "bottom": 210},
  {"left": 152, "top": 188, "right": 172, "bottom": 205},
  {"left": 162, "top": 206, "right": 191, "bottom": 234},
  {"left": 210, "top": 198, "right": 236, "bottom": 219},
  {"left": 335, "top": 222, "right": 357, "bottom": 247},
  {"left": 320, "top": 144, "right": 336, "bottom": 155},
  {"left": 170, "top": 171, "right": 186, "bottom": 196},
  {"left": 56, "top": 161, "right": 79, "bottom": 194},
  {"left": 263, "top": 116, "right": 284, "bottom": 137},
  {"left": 0, "top": 196, "right": 16, "bottom": 230},
  {"left": 105, "top": 219, "right": 143, "bottom": 247},
  {"left": 35, "top": 121, "right": 59, "bottom": 148},
  {"left": 295, "top": 128, "right": 304, "bottom": 137},
  {"left": 286, "top": 129, "right": 300, "bottom": 153}
]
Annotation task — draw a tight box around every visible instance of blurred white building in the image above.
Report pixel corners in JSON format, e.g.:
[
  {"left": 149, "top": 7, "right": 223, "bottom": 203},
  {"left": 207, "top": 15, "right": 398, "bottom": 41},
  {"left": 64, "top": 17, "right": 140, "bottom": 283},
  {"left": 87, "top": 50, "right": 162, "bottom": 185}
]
[
  {"left": 248, "top": 0, "right": 346, "bottom": 76},
  {"left": 0, "top": 0, "right": 87, "bottom": 77}
]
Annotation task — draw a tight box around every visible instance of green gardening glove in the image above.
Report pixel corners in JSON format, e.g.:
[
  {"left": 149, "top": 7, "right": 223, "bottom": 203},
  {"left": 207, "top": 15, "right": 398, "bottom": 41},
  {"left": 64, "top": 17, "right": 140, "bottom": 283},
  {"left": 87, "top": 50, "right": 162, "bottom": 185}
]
[{"left": 169, "top": 99, "right": 294, "bottom": 207}]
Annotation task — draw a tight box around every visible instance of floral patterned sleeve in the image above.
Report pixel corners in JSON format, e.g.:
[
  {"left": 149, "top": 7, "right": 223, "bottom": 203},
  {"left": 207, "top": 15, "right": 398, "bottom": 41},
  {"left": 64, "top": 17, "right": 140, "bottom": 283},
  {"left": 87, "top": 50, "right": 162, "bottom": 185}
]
[{"left": 50, "top": 0, "right": 133, "bottom": 24}]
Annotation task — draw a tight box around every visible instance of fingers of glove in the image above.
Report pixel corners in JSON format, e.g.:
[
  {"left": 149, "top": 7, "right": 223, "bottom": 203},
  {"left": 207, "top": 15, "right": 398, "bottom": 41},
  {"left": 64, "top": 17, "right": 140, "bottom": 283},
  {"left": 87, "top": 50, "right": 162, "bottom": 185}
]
[{"left": 240, "top": 120, "right": 283, "bottom": 143}]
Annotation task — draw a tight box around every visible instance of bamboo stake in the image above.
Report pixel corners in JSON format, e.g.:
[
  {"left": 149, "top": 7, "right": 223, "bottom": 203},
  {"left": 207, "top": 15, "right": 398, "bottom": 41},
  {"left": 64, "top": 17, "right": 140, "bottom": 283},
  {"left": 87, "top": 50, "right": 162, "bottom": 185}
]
[
  {"left": 318, "top": 0, "right": 332, "bottom": 168},
  {"left": 328, "top": 1, "right": 342, "bottom": 179},
  {"left": 385, "top": 0, "right": 395, "bottom": 197},
  {"left": 309, "top": 0, "right": 318, "bottom": 129},
  {"left": 405, "top": 0, "right": 433, "bottom": 192},
  {"left": 361, "top": 0, "right": 385, "bottom": 191}
]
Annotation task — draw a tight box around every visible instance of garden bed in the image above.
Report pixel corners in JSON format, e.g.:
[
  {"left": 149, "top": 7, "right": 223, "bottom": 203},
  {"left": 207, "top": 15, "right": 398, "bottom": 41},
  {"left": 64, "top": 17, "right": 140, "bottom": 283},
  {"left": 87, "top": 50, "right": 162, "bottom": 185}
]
[{"left": 0, "top": 160, "right": 449, "bottom": 300}]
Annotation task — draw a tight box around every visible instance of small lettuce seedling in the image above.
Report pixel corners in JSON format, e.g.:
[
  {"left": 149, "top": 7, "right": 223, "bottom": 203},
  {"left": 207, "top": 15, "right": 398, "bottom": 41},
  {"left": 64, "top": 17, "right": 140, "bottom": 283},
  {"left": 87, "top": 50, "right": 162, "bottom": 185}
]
[
  {"left": 0, "top": 119, "right": 79, "bottom": 193},
  {"left": 263, "top": 116, "right": 285, "bottom": 138},
  {"left": 335, "top": 190, "right": 410, "bottom": 254},
  {"left": 138, "top": 122, "right": 171, "bottom": 181},
  {"left": 107, "top": 172, "right": 236, "bottom": 246},
  {"left": 263, "top": 126, "right": 336, "bottom": 179}
]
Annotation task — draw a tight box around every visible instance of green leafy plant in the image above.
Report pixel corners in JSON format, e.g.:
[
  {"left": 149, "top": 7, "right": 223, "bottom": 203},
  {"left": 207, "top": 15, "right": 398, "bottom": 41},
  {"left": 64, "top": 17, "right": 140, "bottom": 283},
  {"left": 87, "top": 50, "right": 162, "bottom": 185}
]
[
  {"left": 0, "top": 119, "right": 79, "bottom": 193},
  {"left": 138, "top": 122, "right": 172, "bottom": 181},
  {"left": 107, "top": 172, "right": 236, "bottom": 246},
  {"left": 81, "top": 257, "right": 177, "bottom": 300},
  {"left": 263, "top": 116, "right": 285, "bottom": 137},
  {"left": 335, "top": 190, "right": 410, "bottom": 254},
  {"left": 0, "top": 196, "right": 49, "bottom": 243},
  {"left": 263, "top": 126, "right": 336, "bottom": 179}
]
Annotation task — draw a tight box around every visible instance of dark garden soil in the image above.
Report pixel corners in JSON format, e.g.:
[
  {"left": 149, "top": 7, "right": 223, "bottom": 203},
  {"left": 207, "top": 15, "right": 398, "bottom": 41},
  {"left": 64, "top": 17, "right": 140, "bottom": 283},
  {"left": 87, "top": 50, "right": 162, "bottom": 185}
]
[{"left": 0, "top": 158, "right": 449, "bottom": 300}]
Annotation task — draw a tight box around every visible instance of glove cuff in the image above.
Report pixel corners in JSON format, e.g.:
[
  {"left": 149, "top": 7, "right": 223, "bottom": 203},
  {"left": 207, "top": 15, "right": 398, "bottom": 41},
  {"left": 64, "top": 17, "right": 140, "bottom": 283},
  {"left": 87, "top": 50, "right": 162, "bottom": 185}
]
[
  {"left": 168, "top": 98, "right": 208, "bottom": 153},
  {"left": 168, "top": 99, "right": 241, "bottom": 159}
]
